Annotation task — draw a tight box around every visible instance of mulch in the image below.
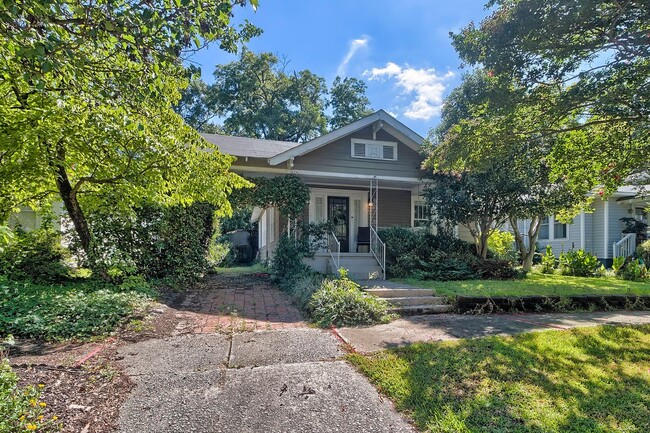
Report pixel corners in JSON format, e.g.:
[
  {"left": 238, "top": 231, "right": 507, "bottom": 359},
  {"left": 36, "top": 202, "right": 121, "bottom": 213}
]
[{"left": 6, "top": 273, "right": 302, "bottom": 432}]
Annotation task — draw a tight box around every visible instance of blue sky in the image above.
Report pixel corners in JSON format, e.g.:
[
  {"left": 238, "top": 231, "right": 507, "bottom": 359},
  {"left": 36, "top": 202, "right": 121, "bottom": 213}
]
[{"left": 187, "top": 0, "right": 492, "bottom": 137}]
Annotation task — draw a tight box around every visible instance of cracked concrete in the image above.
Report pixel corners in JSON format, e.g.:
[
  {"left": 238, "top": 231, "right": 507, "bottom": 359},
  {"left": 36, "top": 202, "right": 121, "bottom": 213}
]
[{"left": 117, "top": 328, "right": 414, "bottom": 433}]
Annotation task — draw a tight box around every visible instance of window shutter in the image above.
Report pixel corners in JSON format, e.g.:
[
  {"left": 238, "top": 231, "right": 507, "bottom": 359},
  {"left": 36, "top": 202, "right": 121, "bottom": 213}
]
[
  {"left": 382, "top": 145, "right": 395, "bottom": 160},
  {"left": 353, "top": 142, "right": 365, "bottom": 157}
]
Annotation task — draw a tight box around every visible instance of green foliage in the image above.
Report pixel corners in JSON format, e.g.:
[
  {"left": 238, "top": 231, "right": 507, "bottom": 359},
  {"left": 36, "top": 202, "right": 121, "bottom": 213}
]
[
  {"left": 424, "top": 166, "right": 527, "bottom": 258},
  {"left": 308, "top": 270, "right": 393, "bottom": 327},
  {"left": 0, "top": 277, "right": 151, "bottom": 341},
  {"left": 540, "top": 245, "right": 556, "bottom": 274},
  {"left": 209, "top": 49, "right": 328, "bottom": 142},
  {"left": 0, "top": 227, "right": 70, "bottom": 283},
  {"left": 487, "top": 230, "right": 518, "bottom": 262},
  {"left": 558, "top": 249, "right": 601, "bottom": 277},
  {"left": 0, "top": 359, "right": 58, "bottom": 432},
  {"left": 636, "top": 240, "right": 650, "bottom": 264},
  {"left": 283, "top": 273, "right": 323, "bottom": 311},
  {"left": 349, "top": 325, "right": 650, "bottom": 433},
  {"left": 620, "top": 259, "right": 649, "bottom": 282},
  {"left": 270, "top": 235, "right": 313, "bottom": 290},
  {"left": 83, "top": 202, "right": 217, "bottom": 284},
  {"left": 450, "top": 1, "right": 650, "bottom": 195},
  {"left": 379, "top": 227, "right": 522, "bottom": 281},
  {"left": 328, "top": 76, "right": 373, "bottom": 130},
  {"left": 0, "top": 226, "right": 13, "bottom": 254},
  {"left": 612, "top": 256, "right": 626, "bottom": 275},
  {"left": 0, "top": 0, "right": 256, "bottom": 262},
  {"left": 233, "top": 174, "right": 310, "bottom": 219}
]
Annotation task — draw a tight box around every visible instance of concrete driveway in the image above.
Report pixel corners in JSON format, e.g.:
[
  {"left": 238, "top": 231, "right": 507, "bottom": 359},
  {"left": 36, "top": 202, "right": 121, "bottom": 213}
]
[{"left": 117, "top": 328, "right": 414, "bottom": 433}]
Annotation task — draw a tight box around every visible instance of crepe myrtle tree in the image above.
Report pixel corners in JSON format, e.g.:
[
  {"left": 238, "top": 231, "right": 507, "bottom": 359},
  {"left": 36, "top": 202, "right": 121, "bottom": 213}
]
[{"left": 0, "top": 0, "right": 260, "bottom": 267}]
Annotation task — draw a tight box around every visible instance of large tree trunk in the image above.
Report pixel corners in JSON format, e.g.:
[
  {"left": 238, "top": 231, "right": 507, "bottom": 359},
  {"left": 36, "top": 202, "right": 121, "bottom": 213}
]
[{"left": 50, "top": 141, "right": 92, "bottom": 258}]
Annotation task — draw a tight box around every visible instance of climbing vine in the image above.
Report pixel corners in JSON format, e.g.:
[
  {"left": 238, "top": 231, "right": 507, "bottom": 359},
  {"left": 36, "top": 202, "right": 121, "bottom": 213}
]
[{"left": 232, "top": 174, "right": 310, "bottom": 218}]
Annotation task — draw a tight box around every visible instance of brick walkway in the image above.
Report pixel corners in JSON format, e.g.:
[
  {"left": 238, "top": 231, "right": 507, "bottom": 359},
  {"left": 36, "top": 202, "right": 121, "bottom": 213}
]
[{"left": 171, "top": 274, "right": 307, "bottom": 333}]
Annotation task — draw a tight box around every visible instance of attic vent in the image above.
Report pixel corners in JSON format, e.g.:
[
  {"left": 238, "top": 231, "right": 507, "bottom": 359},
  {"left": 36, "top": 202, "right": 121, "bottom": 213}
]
[
  {"left": 350, "top": 139, "right": 398, "bottom": 161},
  {"left": 382, "top": 145, "right": 394, "bottom": 160},
  {"left": 353, "top": 142, "right": 365, "bottom": 157}
]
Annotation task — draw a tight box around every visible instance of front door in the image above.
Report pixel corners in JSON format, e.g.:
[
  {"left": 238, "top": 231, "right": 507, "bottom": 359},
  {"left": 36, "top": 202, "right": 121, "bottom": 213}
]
[{"left": 328, "top": 196, "right": 349, "bottom": 253}]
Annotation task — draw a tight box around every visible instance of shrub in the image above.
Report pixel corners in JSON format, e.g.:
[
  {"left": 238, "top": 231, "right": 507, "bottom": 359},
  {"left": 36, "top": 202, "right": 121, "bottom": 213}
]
[
  {"left": 637, "top": 240, "right": 650, "bottom": 264},
  {"left": 0, "top": 359, "right": 57, "bottom": 432},
  {"left": 308, "top": 270, "right": 394, "bottom": 327},
  {"left": 0, "top": 227, "right": 70, "bottom": 283},
  {"left": 559, "top": 249, "right": 601, "bottom": 277},
  {"left": 540, "top": 245, "right": 556, "bottom": 274},
  {"left": 83, "top": 202, "right": 217, "bottom": 284},
  {"left": 487, "top": 230, "right": 518, "bottom": 262},
  {"left": 271, "top": 235, "right": 313, "bottom": 290},
  {"left": 612, "top": 256, "right": 626, "bottom": 275},
  {"left": 379, "top": 227, "right": 480, "bottom": 280},
  {"left": 620, "top": 259, "right": 648, "bottom": 282},
  {"left": 0, "top": 277, "right": 151, "bottom": 340},
  {"left": 473, "top": 258, "right": 527, "bottom": 280}
]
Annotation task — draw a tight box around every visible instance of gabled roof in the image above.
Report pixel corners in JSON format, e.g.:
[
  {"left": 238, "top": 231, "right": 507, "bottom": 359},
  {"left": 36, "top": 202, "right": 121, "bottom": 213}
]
[
  {"left": 201, "top": 133, "right": 300, "bottom": 159},
  {"left": 268, "top": 110, "right": 424, "bottom": 166}
]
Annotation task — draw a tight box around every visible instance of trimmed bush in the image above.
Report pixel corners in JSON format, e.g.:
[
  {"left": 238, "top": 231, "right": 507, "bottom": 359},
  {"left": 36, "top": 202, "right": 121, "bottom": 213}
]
[
  {"left": 0, "top": 227, "right": 70, "bottom": 283},
  {"left": 83, "top": 202, "right": 217, "bottom": 284},
  {"left": 620, "top": 259, "right": 648, "bottom": 281},
  {"left": 308, "top": 270, "right": 394, "bottom": 327},
  {"left": 559, "top": 249, "right": 601, "bottom": 277}
]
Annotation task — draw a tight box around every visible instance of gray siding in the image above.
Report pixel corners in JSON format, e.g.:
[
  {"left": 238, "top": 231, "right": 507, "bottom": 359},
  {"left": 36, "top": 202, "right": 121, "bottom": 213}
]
[
  {"left": 293, "top": 126, "right": 424, "bottom": 178},
  {"left": 377, "top": 189, "right": 411, "bottom": 227}
]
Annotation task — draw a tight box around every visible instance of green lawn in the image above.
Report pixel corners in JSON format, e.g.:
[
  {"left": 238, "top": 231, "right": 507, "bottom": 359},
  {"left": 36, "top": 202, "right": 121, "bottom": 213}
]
[
  {"left": 349, "top": 325, "right": 650, "bottom": 433},
  {"left": 214, "top": 263, "right": 268, "bottom": 275},
  {"left": 396, "top": 273, "right": 650, "bottom": 297}
]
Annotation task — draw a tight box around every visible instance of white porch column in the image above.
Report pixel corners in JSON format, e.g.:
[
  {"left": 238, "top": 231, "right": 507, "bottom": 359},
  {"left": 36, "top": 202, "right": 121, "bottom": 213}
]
[{"left": 603, "top": 200, "right": 609, "bottom": 259}]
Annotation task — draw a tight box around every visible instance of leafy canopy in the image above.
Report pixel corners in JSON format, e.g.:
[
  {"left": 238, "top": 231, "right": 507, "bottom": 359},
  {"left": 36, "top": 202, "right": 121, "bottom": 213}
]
[{"left": 451, "top": 0, "right": 650, "bottom": 193}]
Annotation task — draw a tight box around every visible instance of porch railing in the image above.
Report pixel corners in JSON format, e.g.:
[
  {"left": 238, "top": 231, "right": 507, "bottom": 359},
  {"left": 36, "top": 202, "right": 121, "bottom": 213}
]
[
  {"left": 369, "top": 226, "right": 386, "bottom": 280},
  {"left": 613, "top": 233, "right": 636, "bottom": 259},
  {"left": 327, "top": 231, "right": 341, "bottom": 273}
]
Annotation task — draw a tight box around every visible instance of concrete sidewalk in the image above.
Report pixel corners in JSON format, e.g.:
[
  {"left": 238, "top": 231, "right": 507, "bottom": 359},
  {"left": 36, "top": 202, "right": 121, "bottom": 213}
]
[
  {"left": 337, "top": 311, "right": 650, "bottom": 353},
  {"left": 117, "top": 328, "right": 414, "bottom": 433}
]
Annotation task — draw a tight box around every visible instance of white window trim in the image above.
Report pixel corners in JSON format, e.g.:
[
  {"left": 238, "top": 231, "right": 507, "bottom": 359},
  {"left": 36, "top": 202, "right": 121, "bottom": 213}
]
[
  {"left": 411, "top": 196, "right": 429, "bottom": 228},
  {"left": 539, "top": 215, "right": 568, "bottom": 241},
  {"left": 350, "top": 138, "right": 398, "bottom": 161}
]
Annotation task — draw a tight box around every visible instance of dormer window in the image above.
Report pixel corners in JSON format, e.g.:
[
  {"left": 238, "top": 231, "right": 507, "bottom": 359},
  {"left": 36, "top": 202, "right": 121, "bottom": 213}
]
[{"left": 351, "top": 138, "right": 398, "bottom": 161}]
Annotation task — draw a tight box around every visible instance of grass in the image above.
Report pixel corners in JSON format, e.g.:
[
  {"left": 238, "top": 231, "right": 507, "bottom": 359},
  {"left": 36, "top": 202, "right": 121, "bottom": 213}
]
[
  {"left": 0, "top": 277, "right": 153, "bottom": 341},
  {"left": 396, "top": 272, "right": 650, "bottom": 297},
  {"left": 214, "top": 263, "right": 267, "bottom": 275},
  {"left": 348, "top": 325, "right": 650, "bottom": 433}
]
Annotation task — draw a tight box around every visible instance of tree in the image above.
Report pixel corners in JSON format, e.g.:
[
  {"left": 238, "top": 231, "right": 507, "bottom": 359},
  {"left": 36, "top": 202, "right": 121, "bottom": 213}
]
[
  {"left": 424, "top": 164, "right": 526, "bottom": 259},
  {"left": 174, "top": 71, "right": 224, "bottom": 133},
  {"left": 451, "top": 0, "right": 650, "bottom": 194},
  {"left": 0, "top": 0, "right": 259, "bottom": 265},
  {"left": 208, "top": 49, "right": 328, "bottom": 142},
  {"left": 426, "top": 69, "right": 581, "bottom": 269},
  {"left": 328, "top": 76, "right": 373, "bottom": 130}
]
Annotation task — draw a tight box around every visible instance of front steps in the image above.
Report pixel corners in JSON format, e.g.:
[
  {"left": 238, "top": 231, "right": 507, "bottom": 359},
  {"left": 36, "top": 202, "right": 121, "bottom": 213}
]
[{"left": 364, "top": 287, "right": 454, "bottom": 315}]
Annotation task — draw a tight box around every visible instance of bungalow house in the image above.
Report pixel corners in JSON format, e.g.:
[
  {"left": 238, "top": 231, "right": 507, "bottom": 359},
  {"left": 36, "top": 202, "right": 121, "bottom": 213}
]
[{"left": 202, "top": 110, "right": 429, "bottom": 279}]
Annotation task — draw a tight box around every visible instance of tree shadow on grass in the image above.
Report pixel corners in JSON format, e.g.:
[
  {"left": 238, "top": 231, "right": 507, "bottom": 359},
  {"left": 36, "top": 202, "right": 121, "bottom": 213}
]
[{"left": 351, "top": 324, "right": 650, "bottom": 433}]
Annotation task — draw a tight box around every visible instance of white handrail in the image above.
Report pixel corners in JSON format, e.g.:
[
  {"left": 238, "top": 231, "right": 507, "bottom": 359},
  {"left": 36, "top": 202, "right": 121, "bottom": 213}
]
[
  {"left": 327, "top": 231, "right": 341, "bottom": 273},
  {"left": 613, "top": 233, "right": 636, "bottom": 259},
  {"left": 369, "top": 226, "right": 386, "bottom": 280}
]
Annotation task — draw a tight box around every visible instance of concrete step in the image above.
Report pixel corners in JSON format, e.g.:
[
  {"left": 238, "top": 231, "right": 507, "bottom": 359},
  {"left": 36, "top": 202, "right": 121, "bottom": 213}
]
[
  {"left": 365, "top": 288, "right": 434, "bottom": 298},
  {"left": 390, "top": 304, "right": 455, "bottom": 315},
  {"left": 381, "top": 296, "right": 448, "bottom": 307},
  {"left": 348, "top": 271, "right": 383, "bottom": 280}
]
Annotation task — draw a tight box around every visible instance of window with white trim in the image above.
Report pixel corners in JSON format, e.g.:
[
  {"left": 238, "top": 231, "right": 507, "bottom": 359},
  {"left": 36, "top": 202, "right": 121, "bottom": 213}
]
[
  {"left": 351, "top": 139, "right": 397, "bottom": 161},
  {"left": 259, "top": 211, "right": 267, "bottom": 248},
  {"left": 539, "top": 215, "right": 568, "bottom": 240},
  {"left": 413, "top": 201, "right": 429, "bottom": 227}
]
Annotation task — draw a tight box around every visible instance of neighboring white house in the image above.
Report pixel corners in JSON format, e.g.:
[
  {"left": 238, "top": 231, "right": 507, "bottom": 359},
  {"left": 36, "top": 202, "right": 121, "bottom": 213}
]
[{"left": 512, "top": 186, "right": 649, "bottom": 265}]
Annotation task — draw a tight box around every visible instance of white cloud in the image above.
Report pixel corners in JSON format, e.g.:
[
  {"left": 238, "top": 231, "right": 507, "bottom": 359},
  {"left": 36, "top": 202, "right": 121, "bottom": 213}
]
[
  {"left": 365, "top": 62, "right": 454, "bottom": 120},
  {"left": 336, "top": 37, "right": 369, "bottom": 76}
]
